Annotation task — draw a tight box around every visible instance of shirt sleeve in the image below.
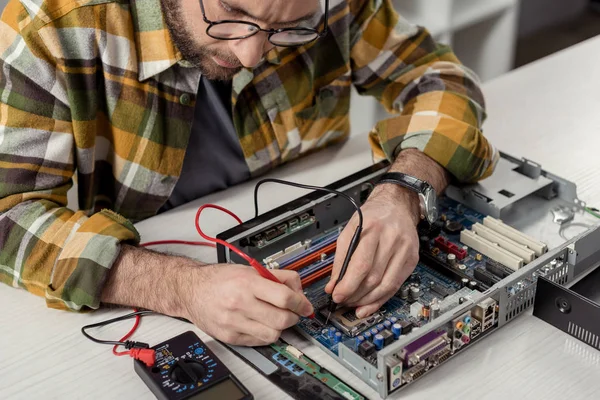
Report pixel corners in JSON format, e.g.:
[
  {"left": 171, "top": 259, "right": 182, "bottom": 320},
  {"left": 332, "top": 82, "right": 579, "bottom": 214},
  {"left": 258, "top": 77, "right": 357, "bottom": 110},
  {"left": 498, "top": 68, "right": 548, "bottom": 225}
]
[
  {"left": 0, "top": 1, "right": 139, "bottom": 311},
  {"left": 348, "top": 0, "right": 499, "bottom": 183}
]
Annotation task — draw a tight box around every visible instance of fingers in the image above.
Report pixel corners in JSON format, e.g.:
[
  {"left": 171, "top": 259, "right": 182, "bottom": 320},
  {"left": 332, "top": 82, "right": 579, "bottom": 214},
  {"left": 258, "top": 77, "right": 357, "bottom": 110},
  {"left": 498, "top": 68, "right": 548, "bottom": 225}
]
[
  {"left": 354, "top": 246, "right": 418, "bottom": 318},
  {"left": 270, "top": 269, "right": 303, "bottom": 293},
  {"left": 253, "top": 277, "right": 314, "bottom": 317},
  {"left": 329, "top": 227, "right": 379, "bottom": 304},
  {"left": 246, "top": 295, "right": 300, "bottom": 331},
  {"left": 344, "top": 239, "right": 393, "bottom": 305}
]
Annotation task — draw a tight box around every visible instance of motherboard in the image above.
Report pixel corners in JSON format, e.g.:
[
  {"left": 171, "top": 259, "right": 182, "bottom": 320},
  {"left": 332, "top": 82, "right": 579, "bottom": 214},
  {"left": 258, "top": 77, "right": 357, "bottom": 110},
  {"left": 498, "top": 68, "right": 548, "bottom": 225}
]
[{"left": 217, "top": 158, "right": 588, "bottom": 398}]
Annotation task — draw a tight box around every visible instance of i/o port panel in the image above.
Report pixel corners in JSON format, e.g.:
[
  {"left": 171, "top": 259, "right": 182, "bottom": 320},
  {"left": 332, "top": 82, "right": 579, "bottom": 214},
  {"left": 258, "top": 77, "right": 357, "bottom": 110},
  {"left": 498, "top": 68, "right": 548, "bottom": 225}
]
[{"left": 472, "top": 298, "right": 497, "bottom": 332}]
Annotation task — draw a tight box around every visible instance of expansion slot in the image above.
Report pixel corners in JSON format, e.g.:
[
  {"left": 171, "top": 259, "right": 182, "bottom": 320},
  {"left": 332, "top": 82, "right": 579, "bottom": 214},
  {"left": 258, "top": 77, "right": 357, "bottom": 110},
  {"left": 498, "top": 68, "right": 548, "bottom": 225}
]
[
  {"left": 298, "top": 255, "right": 335, "bottom": 279},
  {"left": 278, "top": 232, "right": 339, "bottom": 269},
  {"left": 270, "top": 343, "right": 365, "bottom": 400},
  {"left": 482, "top": 217, "right": 547, "bottom": 256},
  {"left": 301, "top": 264, "right": 333, "bottom": 288},
  {"left": 460, "top": 230, "right": 524, "bottom": 271},
  {"left": 472, "top": 223, "right": 536, "bottom": 263},
  {"left": 284, "top": 242, "right": 337, "bottom": 271},
  {"left": 419, "top": 252, "right": 475, "bottom": 286}
]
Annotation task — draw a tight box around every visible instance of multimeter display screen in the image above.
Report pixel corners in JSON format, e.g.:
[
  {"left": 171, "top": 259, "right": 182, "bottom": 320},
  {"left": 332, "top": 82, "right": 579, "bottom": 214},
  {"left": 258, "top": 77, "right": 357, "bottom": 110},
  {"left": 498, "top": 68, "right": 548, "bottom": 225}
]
[{"left": 189, "top": 378, "right": 247, "bottom": 400}]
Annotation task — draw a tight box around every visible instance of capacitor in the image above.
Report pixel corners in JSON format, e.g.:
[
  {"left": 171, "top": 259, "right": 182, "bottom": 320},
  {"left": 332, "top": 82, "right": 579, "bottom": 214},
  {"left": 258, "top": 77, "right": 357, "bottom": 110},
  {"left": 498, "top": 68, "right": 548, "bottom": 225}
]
[
  {"left": 409, "top": 286, "right": 421, "bottom": 301},
  {"left": 447, "top": 253, "right": 457, "bottom": 265},
  {"left": 409, "top": 272, "right": 421, "bottom": 284},
  {"left": 373, "top": 334, "right": 385, "bottom": 350},
  {"left": 461, "top": 278, "right": 469, "bottom": 287},
  {"left": 392, "top": 323, "right": 402, "bottom": 339},
  {"left": 399, "top": 285, "right": 410, "bottom": 300},
  {"left": 384, "top": 320, "right": 392, "bottom": 329},
  {"left": 422, "top": 304, "right": 431, "bottom": 320},
  {"left": 468, "top": 280, "right": 478, "bottom": 289},
  {"left": 430, "top": 302, "right": 441, "bottom": 320},
  {"left": 370, "top": 328, "right": 379, "bottom": 336},
  {"left": 356, "top": 335, "right": 365, "bottom": 344},
  {"left": 328, "top": 327, "right": 337, "bottom": 339},
  {"left": 363, "top": 332, "right": 372, "bottom": 341},
  {"left": 432, "top": 247, "right": 440, "bottom": 256},
  {"left": 458, "top": 264, "right": 467, "bottom": 271},
  {"left": 322, "top": 329, "right": 329, "bottom": 336},
  {"left": 334, "top": 332, "right": 342, "bottom": 344},
  {"left": 377, "top": 324, "right": 385, "bottom": 331},
  {"left": 389, "top": 317, "right": 398, "bottom": 324}
]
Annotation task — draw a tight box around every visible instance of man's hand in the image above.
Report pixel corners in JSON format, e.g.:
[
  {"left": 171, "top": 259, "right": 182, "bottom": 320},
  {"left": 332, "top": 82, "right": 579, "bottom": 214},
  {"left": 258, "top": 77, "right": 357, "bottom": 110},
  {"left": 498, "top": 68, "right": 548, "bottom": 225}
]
[
  {"left": 325, "top": 149, "right": 450, "bottom": 318},
  {"left": 181, "top": 265, "right": 314, "bottom": 346},
  {"left": 102, "top": 245, "right": 313, "bottom": 347},
  {"left": 325, "top": 185, "right": 420, "bottom": 318}
]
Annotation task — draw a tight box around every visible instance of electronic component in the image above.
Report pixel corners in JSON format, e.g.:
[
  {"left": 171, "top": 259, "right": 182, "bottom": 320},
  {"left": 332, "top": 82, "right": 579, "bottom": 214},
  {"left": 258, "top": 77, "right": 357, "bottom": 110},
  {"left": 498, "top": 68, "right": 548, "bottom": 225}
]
[
  {"left": 474, "top": 267, "right": 500, "bottom": 287},
  {"left": 374, "top": 334, "right": 385, "bottom": 350},
  {"left": 264, "top": 240, "right": 312, "bottom": 268},
  {"left": 443, "top": 220, "right": 464, "bottom": 234},
  {"left": 135, "top": 331, "right": 253, "bottom": 400},
  {"left": 482, "top": 217, "right": 547, "bottom": 256},
  {"left": 358, "top": 341, "right": 376, "bottom": 357},
  {"left": 422, "top": 304, "right": 431, "bottom": 320},
  {"left": 472, "top": 223, "right": 536, "bottom": 263},
  {"left": 381, "top": 330, "right": 395, "bottom": 347},
  {"left": 409, "top": 286, "right": 421, "bottom": 302},
  {"left": 402, "top": 363, "right": 426, "bottom": 383},
  {"left": 388, "top": 361, "right": 403, "bottom": 391},
  {"left": 334, "top": 332, "right": 342, "bottom": 344},
  {"left": 430, "top": 283, "right": 454, "bottom": 298},
  {"left": 430, "top": 301, "right": 441, "bottom": 320},
  {"left": 399, "top": 285, "right": 410, "bottom": 300},
  {"left": 410, "top": 302, "right": 423, "bottom": 319},
  {"left": 286, "top": 345, "right": 304, "bottom": 360},
  {"left": 451, "top": 313, "right": 472, "bottom": 351},
  {"left": 472, "top": 298, "right": 497, "bottom": 332},
  {"left": 460, "top": 230, "right": 524, "bottom": 271},
  {"left": 470, "top": 318, "right": 482, "bottom": 339},
  {"left": 392, "top": 324, "right": 402, "bottom": 339},
  {"left": 319, "top": 307, "right": 384, "bottom": 337},
  {"left": 400, "top": 321, "right": 414, "bottom": 335},
  {"left": 485, "top": 260, "right": 514, "bottom": 279},
  {"left": 434, "top": 236, "right": 467, "bottom": 260},
  {"left": 447, "top": 253, "right": 457, "bottom": 266},
  {"left": 400, "top": 331, "right": 450, "bottom": 366}
]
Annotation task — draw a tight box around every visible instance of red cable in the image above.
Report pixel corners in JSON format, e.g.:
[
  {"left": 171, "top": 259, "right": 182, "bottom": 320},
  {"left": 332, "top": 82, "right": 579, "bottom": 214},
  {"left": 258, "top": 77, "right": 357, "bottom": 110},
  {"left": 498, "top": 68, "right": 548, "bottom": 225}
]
[
  {"left": 141, "top": 240, "right": 216, "bottom": 248},
  {"left": 112, "top": 309, "right": 141, "bottom": 356}
]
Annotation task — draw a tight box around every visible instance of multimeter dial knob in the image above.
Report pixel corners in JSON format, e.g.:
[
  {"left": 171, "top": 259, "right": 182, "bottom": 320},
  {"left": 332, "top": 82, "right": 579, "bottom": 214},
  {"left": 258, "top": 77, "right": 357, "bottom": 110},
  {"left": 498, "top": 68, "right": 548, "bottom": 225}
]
[{"left": 169, "top": 360, "right": 206, "bottom": 384}]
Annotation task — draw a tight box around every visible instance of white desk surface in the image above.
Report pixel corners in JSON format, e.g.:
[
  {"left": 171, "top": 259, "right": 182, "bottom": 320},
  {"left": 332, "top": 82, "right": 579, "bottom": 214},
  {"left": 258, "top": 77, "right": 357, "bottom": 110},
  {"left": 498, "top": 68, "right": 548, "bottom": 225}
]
[{"left": 2, "top": 36, "right": 600, "bottom": 400}]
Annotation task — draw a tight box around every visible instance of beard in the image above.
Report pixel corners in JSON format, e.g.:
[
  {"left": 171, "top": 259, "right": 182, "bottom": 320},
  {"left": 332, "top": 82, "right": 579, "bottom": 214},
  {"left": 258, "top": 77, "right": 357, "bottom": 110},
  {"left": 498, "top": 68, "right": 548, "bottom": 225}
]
[{"left": 160, "top": 0, "right": 243, "bottom": 81}]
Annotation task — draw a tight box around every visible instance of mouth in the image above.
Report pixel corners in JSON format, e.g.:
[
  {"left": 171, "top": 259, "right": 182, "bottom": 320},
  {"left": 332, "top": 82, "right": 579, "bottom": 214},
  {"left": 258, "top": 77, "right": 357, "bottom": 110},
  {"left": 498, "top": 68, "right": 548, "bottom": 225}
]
[{"left": 212, "top": 56, "right": 240, "bottom": 69}]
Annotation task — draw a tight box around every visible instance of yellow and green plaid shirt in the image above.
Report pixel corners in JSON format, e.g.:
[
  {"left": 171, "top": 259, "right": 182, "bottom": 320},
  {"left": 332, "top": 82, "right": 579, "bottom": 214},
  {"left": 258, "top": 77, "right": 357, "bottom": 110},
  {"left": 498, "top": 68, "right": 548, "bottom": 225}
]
[{"left": 0, "top": 0, "right": 498, "bottom": 311}]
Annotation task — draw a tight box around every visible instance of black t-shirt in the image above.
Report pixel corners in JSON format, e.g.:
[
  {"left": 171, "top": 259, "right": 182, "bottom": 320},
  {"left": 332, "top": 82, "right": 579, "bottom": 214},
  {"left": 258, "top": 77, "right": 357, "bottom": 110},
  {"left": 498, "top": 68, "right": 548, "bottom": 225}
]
[{"left": 159, "top": 76, "right": 250, "bottom": 213}]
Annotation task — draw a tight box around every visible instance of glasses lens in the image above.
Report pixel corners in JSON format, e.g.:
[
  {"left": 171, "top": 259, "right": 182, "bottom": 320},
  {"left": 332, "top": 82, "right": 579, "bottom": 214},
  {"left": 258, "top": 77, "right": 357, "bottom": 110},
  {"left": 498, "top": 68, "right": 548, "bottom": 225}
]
[
  {"left": 208, "top": 22, "right": 260, "bottom": 39},
  {"left": 270, "top": 29, "right": 319, "bottom": 46}
]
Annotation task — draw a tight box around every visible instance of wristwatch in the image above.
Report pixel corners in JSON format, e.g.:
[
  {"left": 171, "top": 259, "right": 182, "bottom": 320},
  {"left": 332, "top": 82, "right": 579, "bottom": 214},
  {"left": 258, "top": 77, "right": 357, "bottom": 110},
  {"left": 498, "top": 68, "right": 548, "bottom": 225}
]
[{"left": 375, "top": 172, "right": 439, "bottom": 226}]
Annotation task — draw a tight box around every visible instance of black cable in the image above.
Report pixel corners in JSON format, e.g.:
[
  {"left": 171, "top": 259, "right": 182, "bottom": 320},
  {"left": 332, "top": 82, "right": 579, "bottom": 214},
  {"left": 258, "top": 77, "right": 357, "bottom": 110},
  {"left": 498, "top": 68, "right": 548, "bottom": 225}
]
[
  {"left": 253, "top": 178, "right": 364, "bottom": 314},
  {"left": 81, "top": 310, "right": 155, "bottom": 347}
]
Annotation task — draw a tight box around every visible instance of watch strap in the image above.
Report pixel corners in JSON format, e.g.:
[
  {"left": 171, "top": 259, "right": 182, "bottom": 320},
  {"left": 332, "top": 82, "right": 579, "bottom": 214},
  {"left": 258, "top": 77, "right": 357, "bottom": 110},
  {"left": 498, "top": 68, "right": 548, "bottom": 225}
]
[{"left": 375, "top": 172, "right": 430, "bottom": 194}]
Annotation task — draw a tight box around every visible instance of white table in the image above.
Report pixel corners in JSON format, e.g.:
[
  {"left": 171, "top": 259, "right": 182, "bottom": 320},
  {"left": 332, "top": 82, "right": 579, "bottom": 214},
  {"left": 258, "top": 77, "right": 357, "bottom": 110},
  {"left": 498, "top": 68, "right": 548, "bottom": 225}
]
[{"left": 2, "top": 36, "right": 600, "bottom": 400}]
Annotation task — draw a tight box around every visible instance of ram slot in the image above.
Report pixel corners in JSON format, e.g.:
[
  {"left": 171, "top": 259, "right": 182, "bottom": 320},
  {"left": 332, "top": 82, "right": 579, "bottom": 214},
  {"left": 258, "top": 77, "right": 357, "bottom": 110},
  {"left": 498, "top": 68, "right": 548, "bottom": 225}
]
[
  {"left": 482, "top": 217, "right": 547, "bottom": 256},
  {"left": 460, "top": 230, "right": 524, "bottom": 271}
]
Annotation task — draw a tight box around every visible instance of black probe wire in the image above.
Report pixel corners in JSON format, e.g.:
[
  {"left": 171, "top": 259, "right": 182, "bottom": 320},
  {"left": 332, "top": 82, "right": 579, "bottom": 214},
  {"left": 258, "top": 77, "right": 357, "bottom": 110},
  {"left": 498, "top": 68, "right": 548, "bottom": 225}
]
[
  {"left": 81, "top": 310, "right": 156, "bottom": 347},
  {"left": 253, "top": 178, "right": 364, "bottom": 320}
]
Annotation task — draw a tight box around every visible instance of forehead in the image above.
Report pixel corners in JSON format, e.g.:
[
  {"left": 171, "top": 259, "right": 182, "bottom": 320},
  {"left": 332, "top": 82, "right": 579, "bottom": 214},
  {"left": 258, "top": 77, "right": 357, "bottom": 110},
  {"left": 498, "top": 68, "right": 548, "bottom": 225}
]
[{"left": 224, "top": 0, "right": 321, "bottom": 23}]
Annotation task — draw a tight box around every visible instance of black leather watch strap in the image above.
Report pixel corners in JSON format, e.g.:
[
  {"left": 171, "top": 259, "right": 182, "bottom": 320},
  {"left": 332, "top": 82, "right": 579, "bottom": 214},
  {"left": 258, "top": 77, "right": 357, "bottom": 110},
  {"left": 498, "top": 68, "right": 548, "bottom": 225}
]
[{"left": 375, "top": 172, "right": 430, "bottom": 194}]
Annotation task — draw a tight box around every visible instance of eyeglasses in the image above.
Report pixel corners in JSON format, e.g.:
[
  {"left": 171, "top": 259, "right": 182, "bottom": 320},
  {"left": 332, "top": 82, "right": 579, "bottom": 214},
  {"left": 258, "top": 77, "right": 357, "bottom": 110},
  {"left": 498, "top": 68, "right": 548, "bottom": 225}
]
[{"left": 199, "top": 0, "right": 329, "bottom": 47}]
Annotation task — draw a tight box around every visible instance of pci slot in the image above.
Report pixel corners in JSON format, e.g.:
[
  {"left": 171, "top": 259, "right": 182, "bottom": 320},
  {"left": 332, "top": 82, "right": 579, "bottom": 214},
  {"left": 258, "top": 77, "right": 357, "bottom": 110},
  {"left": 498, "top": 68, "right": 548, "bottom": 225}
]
[
  {"left": 460, "top": 230, "right": 524, "bottom": 271},
  {"left": 483, "top": 217, "right": 547, "bottom": 256},
  {"left": 279, "top": 234, "right": 339, "bottom": 270},
  {"left": 471, "top": 223, "right": 536, "bottom": 263},
  {"left": 298, "top": 256, "right": 335, "bottom": 279}
]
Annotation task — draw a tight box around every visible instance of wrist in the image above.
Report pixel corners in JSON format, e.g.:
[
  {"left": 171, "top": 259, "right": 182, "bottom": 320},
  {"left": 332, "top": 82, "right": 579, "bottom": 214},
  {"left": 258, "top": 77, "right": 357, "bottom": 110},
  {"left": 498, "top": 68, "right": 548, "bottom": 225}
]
[{"left": 370, "top": 184, "right": 421, "bottom": 226}]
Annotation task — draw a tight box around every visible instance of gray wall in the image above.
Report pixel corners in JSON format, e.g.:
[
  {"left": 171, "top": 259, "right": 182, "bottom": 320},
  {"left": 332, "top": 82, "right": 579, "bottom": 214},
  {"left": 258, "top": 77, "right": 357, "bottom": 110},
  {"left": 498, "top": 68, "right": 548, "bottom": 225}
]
[
  {"left": 518, "top": 0, "right": 589, "bottom": 37},
  {"left": 0, "top": 0, "right": 7, "bottom": 13}
]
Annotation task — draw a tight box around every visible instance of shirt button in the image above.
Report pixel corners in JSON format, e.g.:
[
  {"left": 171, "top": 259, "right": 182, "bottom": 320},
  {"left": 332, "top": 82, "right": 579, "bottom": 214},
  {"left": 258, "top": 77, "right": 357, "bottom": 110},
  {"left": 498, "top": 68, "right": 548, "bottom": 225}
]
[{"left": 180, "top": 93, "right": 191, "bottom": 106}]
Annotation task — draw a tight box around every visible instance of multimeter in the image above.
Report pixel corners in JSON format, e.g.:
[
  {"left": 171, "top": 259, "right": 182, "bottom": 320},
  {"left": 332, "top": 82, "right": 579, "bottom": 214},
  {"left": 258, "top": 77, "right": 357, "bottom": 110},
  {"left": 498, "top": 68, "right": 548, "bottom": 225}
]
[{"left": 134, "top": 331, "right": 253, "bottom": 400}]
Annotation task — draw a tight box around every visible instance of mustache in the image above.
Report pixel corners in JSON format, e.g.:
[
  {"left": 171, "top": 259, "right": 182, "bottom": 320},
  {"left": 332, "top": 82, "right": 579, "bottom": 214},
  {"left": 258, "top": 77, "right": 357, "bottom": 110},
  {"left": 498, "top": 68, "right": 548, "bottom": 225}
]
[{"left": 205, "top": 48, "right": 242, "bottom": 68}]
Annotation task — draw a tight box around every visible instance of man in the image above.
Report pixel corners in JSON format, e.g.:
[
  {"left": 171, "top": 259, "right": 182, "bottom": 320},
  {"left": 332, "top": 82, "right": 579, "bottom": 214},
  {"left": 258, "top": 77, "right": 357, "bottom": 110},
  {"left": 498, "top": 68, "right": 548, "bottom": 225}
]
[{"left": 0, "top": 0, "right": 497, "bottom": 346}]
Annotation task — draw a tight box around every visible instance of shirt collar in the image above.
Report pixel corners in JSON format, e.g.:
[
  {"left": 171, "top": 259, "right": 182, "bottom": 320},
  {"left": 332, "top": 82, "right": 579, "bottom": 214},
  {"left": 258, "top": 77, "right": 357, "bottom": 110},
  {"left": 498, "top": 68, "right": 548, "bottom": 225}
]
[{"left": 130, "top": 0, "right": 182, "bottom": 81}]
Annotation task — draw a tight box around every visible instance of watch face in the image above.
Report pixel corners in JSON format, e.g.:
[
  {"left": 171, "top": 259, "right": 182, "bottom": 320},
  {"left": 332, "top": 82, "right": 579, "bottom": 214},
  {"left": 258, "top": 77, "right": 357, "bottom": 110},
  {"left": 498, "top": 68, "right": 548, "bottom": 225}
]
[{"left": 425, "top": 189, "right": 438, "bottom": 224}]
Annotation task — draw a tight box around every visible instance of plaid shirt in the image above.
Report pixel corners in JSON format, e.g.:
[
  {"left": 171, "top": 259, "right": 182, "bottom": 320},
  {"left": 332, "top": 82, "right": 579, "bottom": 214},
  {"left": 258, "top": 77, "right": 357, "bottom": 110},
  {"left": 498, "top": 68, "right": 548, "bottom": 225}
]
[{"left": 0, "top": 0, "right": 498, "bottom": 311}]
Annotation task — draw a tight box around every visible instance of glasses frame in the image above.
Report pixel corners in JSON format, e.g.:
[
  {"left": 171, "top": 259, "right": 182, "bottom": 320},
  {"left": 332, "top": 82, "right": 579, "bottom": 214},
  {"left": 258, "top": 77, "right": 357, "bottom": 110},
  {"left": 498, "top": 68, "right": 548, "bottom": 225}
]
[{"left": 198, "top": 0, "right": 329, "bottom": 47}]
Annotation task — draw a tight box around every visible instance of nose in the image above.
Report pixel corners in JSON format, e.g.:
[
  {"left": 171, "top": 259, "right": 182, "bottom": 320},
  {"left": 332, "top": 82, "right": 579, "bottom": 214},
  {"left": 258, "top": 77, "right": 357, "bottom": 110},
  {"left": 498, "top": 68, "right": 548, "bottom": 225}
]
[{"left": 229, "top": 33, "right": 273, "bottom": 68}]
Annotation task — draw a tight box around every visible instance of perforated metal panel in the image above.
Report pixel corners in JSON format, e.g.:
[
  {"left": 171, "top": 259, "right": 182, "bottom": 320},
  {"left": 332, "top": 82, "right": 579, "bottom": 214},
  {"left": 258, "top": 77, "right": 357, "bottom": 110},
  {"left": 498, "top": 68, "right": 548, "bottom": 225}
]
[{"left": 568, "top": 322, "right": 600, "bottom": 350}]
